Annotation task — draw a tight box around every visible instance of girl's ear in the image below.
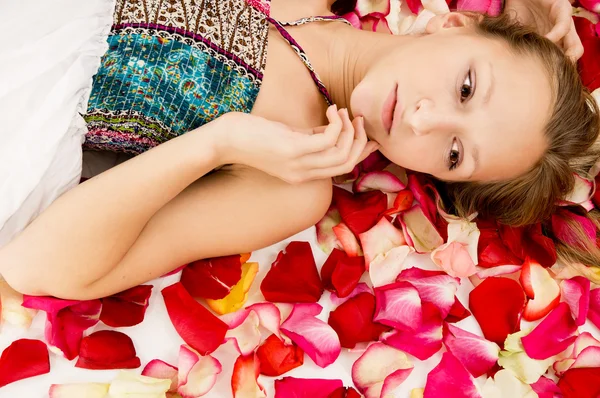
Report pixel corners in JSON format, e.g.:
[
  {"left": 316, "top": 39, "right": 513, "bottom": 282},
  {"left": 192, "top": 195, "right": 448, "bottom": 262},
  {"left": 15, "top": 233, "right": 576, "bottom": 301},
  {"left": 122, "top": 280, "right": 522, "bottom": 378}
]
[{"left": 425, "top": 12, "right": 478, "bottom": 34}]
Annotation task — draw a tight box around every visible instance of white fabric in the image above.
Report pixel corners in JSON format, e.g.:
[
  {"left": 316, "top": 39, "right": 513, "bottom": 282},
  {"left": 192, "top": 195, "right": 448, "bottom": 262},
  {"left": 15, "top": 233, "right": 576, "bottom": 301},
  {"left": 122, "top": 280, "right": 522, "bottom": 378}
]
[{"left": 0, "top": 0, "right": 115, "bottom": 246}]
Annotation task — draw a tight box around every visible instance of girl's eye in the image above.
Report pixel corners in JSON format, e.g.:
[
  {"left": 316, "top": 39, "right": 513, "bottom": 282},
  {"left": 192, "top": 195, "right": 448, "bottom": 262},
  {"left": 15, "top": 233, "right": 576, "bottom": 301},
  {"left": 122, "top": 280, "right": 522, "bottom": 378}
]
[
  {"left": 460, "top": 70, "right": 474, "bottom": 103},
  {"left": 448, "top": 139, "right": 461, "bottom": 171}
]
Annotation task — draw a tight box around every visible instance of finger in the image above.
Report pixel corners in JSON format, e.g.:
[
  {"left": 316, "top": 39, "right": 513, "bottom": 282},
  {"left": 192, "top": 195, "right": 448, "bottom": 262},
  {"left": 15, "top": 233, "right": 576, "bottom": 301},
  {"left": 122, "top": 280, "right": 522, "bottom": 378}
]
[
  {"left": 356, "top": 141, "right": 381, "bottom": 164},
  {"left": 302, "top": 104, "right": 343, "bottom": 153},
  {"left": 545, "top": 0, "right": 572, "bottom": 42},
  {"left": 564, "top": 20, "right": 584, "bottom": 61}
]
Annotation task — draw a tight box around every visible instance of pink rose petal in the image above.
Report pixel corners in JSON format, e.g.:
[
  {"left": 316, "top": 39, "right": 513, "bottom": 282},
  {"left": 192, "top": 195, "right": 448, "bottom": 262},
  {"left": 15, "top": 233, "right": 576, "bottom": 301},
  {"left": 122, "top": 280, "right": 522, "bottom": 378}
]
[
  {"left": 316, "top": 206, "right": 342, "bottom": 254},
  {"left": 588, "top": 288, "right": 600, "bottom": 329},
  {"left": 521, "top": 303, "right": 578, "bottom": 360},
  {"left": 396, "top": 267, "right": 460, "bottom": 318},
  {"left": 231, "top": 354, "right": 266, "bottom": 398},
  {"left": 565, "top": 174, "right": 595, "bottom": 211},
  {"left": 22, "top": 296, "right": 101, "bottom": 360},
  {"left": 274, "top": 377, "right": 343, "bottom": 398},
  {"left": 353, "top": 171, "right": 406, "bottom": 193},
  {"left": 530, "top": 376, "right": 562, "bottom": 398},
  {"left": 352, "top": 342, "right": 413, "bottom": 398},
  {"left": 359, "top": 217, "right": 406, "bottom": 269},
  {"left": 280, "top": 303, "right": 341, "bottom": 368},
  {"left": 560, "top": 276, "right": 591, "bottom": 326},
  {"left": 142, "top": 359, "right": 178, "bottom": 393},
  {"left": 225, "top": 311, "right": 262, "bottom": 356},
  {"left": 333, "top": 223, "right": 363, "bottom": 257},
  {"left": 399, "top": 206, "right": 444, "bottom": 253},
  {"left": 330, "top": 283, "right": 373, "bottom": 307},
  {"left": 570, "top": 346, "right": 600, "bottom": 370},
  {"left": 424, "top": 352, "right": 480, "bottom": 398},
  {"left": 178, "top": 345, "right": 222, "bottom": 398},
  {"left": 432, "top": 242, "right": 477, "bottom": 278},
  {"left": 374, "top": 281, "right": 422, "bottom": 331},
  {"left": 382, "top": 302, "right": 443, "bottom": 360},
  {"left": 443, "top": 323, "right": 500, "bottom": 378},
  {"left": 475, "top": 264, "right": 522, "bottom": 279}
]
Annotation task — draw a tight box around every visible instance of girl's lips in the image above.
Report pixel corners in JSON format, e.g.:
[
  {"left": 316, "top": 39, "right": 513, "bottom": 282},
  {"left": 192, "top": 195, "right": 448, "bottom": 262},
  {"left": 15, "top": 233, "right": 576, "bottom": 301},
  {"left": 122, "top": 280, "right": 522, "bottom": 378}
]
[{"left": 381, "top": 83, "right": 398, "bottom": 135}]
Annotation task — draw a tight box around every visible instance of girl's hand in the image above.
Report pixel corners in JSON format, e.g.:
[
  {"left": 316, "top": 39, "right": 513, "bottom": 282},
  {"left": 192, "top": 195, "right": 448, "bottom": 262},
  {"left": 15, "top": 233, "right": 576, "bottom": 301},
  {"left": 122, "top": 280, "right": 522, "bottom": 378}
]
[
  {"left": 217, "top": 105, "right": 380, "bottom": 184},
  {"left": 505, "top": 0, "right": 584, "bottom": 61}
]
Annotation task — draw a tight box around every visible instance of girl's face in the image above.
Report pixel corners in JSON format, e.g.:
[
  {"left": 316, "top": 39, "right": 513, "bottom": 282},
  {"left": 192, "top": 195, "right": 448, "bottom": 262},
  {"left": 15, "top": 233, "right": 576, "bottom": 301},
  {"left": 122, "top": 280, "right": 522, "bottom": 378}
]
[{"left": 350, "top": 13, "right": 552, "bottom": 182}]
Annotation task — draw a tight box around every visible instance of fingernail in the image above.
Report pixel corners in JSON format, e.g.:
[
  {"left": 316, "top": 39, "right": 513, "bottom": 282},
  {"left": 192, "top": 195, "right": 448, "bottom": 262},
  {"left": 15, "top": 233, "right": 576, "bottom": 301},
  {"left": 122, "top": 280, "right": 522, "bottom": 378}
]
[{"left": 332, "top": 104, "right": 338, "bottom": 112}]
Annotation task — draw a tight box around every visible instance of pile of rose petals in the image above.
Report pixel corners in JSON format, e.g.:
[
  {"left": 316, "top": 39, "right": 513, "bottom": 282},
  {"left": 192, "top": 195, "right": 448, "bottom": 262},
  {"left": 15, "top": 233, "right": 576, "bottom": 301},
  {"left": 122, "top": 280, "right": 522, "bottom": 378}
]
[{"left": 2, "top": 0, "right": 600, "bottom": 397}]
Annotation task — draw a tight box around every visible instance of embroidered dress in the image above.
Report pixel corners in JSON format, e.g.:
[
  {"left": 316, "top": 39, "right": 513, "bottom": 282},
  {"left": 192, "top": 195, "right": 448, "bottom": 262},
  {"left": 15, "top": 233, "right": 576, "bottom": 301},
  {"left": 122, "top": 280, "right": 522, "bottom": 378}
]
[{"left": 84, "top": 0, "right": 348, "bottom": 155}]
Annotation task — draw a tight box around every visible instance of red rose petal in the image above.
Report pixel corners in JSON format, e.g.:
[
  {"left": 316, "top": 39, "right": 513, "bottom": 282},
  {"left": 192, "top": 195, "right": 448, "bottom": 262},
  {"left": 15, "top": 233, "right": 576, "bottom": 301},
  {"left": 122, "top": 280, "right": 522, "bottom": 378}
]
[
  {"left": 382, "top": 302, "right": 443, "bottom": 360},
  {"left": 530, "top": 376, "right": 562, "bottom": 398},
  {"left": 332, "top": 186, "right": 387, "bottom": 237},
  {"left": 579, "top": 36, "right": 600, "bottom": 91},
  {"left": 374, "top": 281, "right": 422, "bottom": 331},
  {"left": 330, "top": 283, "right": 373, "bottom": 307},
  {"left": 424, "top": 352, "right": 480, "bottom": 398},
  {"left": 100, "top": 285, "right": 153, "bottom": 327},
  {"left": 0, "top": 339, "right": 50, "bottom": 388},
  {"left": 445, "top": 297, "right": 471, "bottom": 323},
  {"left": 22, "top": 296, "right": 101, "bottom": 360},
  {"left": 520, "top": 258, "right": 561, "bottom": 321},
  {"left": 328, "top": 292, "right": 390, "bottom": 349},
  {"left": 320, "top": 248, "right": 365, "bottom": 298},
  {"left": 329, "top": 387, "right": 362, "bottom": 398},
  {"left": 274, "top": 377, "right": 343, "bottom": 398},
  {"left": 161, "top": 282, "right": 228, "bottom": 355},
  {"left": 476, "top": 219, "right": 522, "bottom": 268},
  {"left": 384, "top": 189, "right": 414, "bottom": 216},
  {"left": 256, "top": 334, "right": 304, "bottom": 377},
  {"left": 521, "top": 303, "right": 578, "bottom": 360},
  {"left": 557, "top": 367, "right": 600, "bottom": 398},
  {"left": 560, "top": 276, "right": 591, "bottom": 326},
  {"left": 180, "top": 255, "right": 242, "bottom": 300},
  {"left": 260, "top": 241, "right": 324, "bottom": 303},
  {"left": 469, "top": 277, "right": 525, "bottom": 346},
  {"left": 498, "top": 223, "right": 557, "bottom": 267},
  {"left": 231, "top": 354, "right": 266, "bottom": 398},
  {"left": 75, "top": 330, "right": 140, "bottom": 370},
  {"left": 333, "top": 222, "right": 364, "bottom": 257}
]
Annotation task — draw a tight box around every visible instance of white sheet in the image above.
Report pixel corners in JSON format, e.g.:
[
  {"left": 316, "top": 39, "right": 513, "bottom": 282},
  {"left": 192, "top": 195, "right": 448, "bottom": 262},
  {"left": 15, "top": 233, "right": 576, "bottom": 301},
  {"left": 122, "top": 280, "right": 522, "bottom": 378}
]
[{"left": 0, "top": 227, "right": 598, "bottom": 397}]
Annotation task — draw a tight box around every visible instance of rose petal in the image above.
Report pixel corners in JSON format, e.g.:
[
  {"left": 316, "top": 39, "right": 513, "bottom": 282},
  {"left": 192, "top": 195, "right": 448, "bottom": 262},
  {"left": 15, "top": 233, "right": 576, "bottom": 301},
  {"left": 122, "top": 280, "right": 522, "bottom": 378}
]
[
  {"left": 180, "top": 255, "right": 242, "bottom": 300},
  {"left": 498, "top": 329, "right": 556, "bottom": 384},
  {"left": 476, "top": 219, "right": 522, "bottom": 268},
  {"left": 0, "top": 339, "right": 50, "bottom": 388},
  {"left": 108, "top": 371, "right": 171, "bottom": 398},
  {"left": 332, "top": 186, "right": 388, "bottom": 237},
  {"left": 75, "top": 330, "right": 140, "bottom": 370},
  {"left": 256, "top": 334, "right": 304, "bottom": 376},
  {"left": 530, "top": 376, "right": 562, "bottom": 398},
  {"left": 498, "top": 223, "right": 557, "bottom": 268},
  {"left": 551, "top": 208, "right": 597, "bottom": 247},
  {"left": 480, "top": 369, "right": 537, "bottom": 398},
  {"left": 432, "top": 241, "right": 477, "bottom": 278},
  {"left": 384, "top": 190, "right": 414, "bottom": 216},
  {"left": 247, "top": 302, "right": 286, "bottom": 342},
  {"left": 100, "top": 285, "right": 153, "bottom": 327},
  {"left": 406, "top": 174, "right": 443, "bottom": 227},
  {"left": 49, "top": 383, "right": 110, "bottom": 398},
  {"left": 520, "top": 258, "right": 561, "bottom": 321},
  {"left": 353, "top": 171, "right": 406, "bottom": 193},
  {"left": 232, "top": 354, "right": 266, "bottom": 398},
  {"left": 333, "top": 222, "right": 364, "bottom": 257},
  {"left": 475, "top": 264, "right": 522, "bottom": 279},
  {"left": 0, "top": 278, "right": 37, "bottom": 328},
  {"left": 356, "top": 0, "right": 392, "bottom": 17},
  {"left": 570, "top": 346, "right": 600, "bottom": 370},
  {"left": 443, "top": 323, "right": 500, "bottom": 378},
  {"left": 161, "top": 282, "right": 228, "bottom": 355},
  {"left": 521, "top": 303, "right": 578, "bottom": 360},
  {"left": 261, "top": 241, "right": 324, "bottom": 303},
  {"left": 329, "top": 282, "right": 373, "bottom": 307},
  {"left": 281, "top": 303, "right": 341, "bottom": 367},
  {"left": 560, "top": 276, "right": 591, "bottom": 326},
  {"left": 22, "top": 296, "right": 101, "bottom": 360},
  {"left": 328, "top": 292, "right": 390, "bottom": 349},
  {"left": 207, "top": 262, "right": 259, "bottom": 315},
  {"left": 374, "top": 281, "right": 422, "bottom": 331},
  {"left": 316, "top": 206, "right": 343, "bottom": 254},
  {"left": 320, "top": 248, "right": 365, "bottom": 298},
  {"left": 399, "top": 206, "right": 444, "bottom": 253},
  {"left": 142, "top": 359, "right": 178, "bottom": 393},
  {"left": 469, "top": 277, "right": 525, "bottom": 346},
  {"left": 424, "top": 352, "right": 480, "bottom": 398},
  {"left": 554, "top": 332, "right": 600, "bottom": 376},
  {"left": 274, "top": 377, "right": 343, "bottom": 397},
  {"left": 178, "top": 345, "right": 222, "bottom": 398},
  {"left": 557, "top": 367, "right": 600, "bottom": 398},
  {"left": 565, "top": 174, "right": 595, "bottom": 211},
  {"left": 369, "top": 245, "right": 413, "bottom": 288},
  {"left": 446, "top": 296, "right": 471, "bottom": 323},
  {"left": 329, "top": 387, "right": 362, "bottom": 398},
  {"left": 587, "top": 287, "right": 600, "bottom": 329},
  {"left": 359, "top": 217, "right": 406, "bottom": 269},
  {"left": 382, "top": 302, "right": 443, "bottom": 360},
  {"left": 396, "top": 267, "right": 460, "bottom": 318},
  {"left": 225, "top": 310, "right": 261, "bottom": 356},
  {"left": 352, "top": 342, "right": 413, "bottom": 398}
]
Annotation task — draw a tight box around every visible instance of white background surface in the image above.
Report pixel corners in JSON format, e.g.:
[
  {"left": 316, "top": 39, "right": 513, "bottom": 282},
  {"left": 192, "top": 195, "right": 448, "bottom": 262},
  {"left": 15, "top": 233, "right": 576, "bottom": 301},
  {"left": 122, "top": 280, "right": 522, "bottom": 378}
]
[{"left": 1, "top": 226, "right": 598, "bottom": 398}]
